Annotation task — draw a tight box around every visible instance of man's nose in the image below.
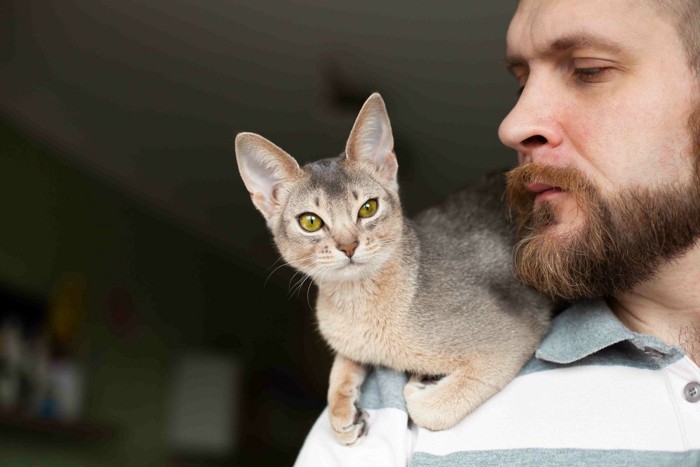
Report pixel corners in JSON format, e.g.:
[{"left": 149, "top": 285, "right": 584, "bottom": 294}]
[{"left": 498, "top": 78, "right": 564, "bottom": 162}]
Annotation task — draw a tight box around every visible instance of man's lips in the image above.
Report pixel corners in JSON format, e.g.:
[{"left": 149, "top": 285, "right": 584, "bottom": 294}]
[{"left": 524, "top": 182, "right": 565, "bottom": 200}]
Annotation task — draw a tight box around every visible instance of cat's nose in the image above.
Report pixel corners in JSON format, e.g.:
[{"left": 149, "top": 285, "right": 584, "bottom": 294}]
[{"left": 337, "top": 241, "right": 359, "bottom": 258}]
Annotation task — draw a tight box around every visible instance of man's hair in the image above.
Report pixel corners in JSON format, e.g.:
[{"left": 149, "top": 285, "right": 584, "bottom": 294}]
[{"left": 651, "top": 0, "right": 700, "bottom": 77}]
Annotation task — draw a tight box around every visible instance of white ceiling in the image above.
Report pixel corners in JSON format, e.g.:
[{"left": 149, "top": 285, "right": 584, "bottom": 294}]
[{"left": 1, "top": 0, "right": 520, "bottom": 258}]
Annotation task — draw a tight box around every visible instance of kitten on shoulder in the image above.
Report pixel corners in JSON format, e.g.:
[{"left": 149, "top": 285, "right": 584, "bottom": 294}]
[{"left": 235, "top": 93, "right": 552, "bottom": 445}]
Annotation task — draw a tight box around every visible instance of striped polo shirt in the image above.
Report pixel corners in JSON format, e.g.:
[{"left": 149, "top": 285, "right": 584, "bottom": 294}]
[{"left": 295, "top": 300, "right": 700, "bottom": 466}]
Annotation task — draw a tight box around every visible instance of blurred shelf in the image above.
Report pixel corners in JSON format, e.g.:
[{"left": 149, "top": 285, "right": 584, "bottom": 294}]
[{"left": 0, "top": 409, "right": 116, "bottom": 441}]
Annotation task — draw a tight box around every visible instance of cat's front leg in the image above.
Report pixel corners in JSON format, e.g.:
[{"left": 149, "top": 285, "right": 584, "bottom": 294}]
[
  {"left": 404, "top": 354, "right": 524, "bottom": 431},
  {"left": 328, "top": 354, "right": 368, "bottom": 445}
]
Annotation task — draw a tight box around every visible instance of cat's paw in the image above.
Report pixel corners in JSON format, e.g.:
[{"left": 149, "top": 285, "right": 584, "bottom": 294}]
[
  {"left": 403, "top": 374, "right": 441, "bottom": 398},
  {"left": 329, "top": 402, "right": 368, "bottom": 446},
  {"left": 404, "top": 376, "right": 462, "bottom": 431},
  {"left": 405, "top": 389, "right": 455, "bottom": 431}
]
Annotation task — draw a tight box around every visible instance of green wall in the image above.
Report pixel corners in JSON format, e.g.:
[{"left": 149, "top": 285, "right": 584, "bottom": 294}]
[{"left": 0, "top": 119, "right": 328, "bottom": 466}]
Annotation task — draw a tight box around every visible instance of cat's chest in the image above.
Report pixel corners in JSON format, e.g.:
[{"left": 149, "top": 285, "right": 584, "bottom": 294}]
[{"left": 315, "top": 292, "right": 413, "bottom": 369}]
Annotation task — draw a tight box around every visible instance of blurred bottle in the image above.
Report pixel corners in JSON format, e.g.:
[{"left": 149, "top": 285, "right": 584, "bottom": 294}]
[
  {"left": 42, "top": 272, "right": 88, "bottom": 420},
  {"left": 48, "top": 273, "right": 87, "bottom": 358}
]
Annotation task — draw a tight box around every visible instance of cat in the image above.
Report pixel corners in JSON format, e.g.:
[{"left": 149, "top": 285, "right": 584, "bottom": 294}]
[{"left": 234, "top": 93, "right": 552, "bottom": 446}]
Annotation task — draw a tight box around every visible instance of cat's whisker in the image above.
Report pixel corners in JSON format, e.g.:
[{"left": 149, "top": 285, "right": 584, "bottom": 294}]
[
  {"left": 264, "top": 259, "right": 294, "bottom": 289},
  {"left": 296, "top": 274, "right": 314, "bottom": 299},
  {"left": 306, "top": 276, "right": 315, "bottom": 309},
  {"left": 362, "top": 238, "right": 401, "bottom": 256},
  {"left": 264, "top": 253, "right": 318, "bottom": 289},
  {"left": 265, "top": 255, "right": 300, "bottom": 280},
  {"left": 305, "top": 267, "right": 330, "bottom": 308},
  {"left": 289, "top": 275, "right": 309, "bottom": 298},
  {"left": 289, "top": 264, "right": 322, "bottom": 298},
  {"left": 292, "top": 274, "right": 314, "bottom": 300},
  {"left": 288, "top": 280, "right": 302, "bottom": 298},
  {"left": 288, "top": 269, "right": 307, "bottom": 290},
  {"left": 372, "top": 237, "right": 401, "bottom": 248},
  {"left": 266, "top": 255, "right": 286, "bottom": 271},
  {"left": 288, "top": 272, "right": 305, "bottom": 296}
]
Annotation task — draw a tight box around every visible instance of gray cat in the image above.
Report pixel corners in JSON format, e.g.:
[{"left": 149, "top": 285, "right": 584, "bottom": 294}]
[{"left": 235, "top": 93, "right": 551, "bottom": 446}]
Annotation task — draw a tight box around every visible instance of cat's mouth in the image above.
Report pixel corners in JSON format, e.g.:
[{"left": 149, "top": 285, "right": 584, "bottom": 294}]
[
  {"left": 327, "top": 257, "right": 369, "bottom": 278},
  {"left": 339, "top": 257, "right": 368, "bottom": 270}
]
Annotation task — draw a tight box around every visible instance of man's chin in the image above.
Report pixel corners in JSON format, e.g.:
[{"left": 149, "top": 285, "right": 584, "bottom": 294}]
[
  {"left": 513, "top": 216, "right": 597, "bottom": 300},
  {"left": 540, "top": 221, "right": 585, "bottom": 243},
  {"left": 541, "top": 192, "right": 585, "bottom": 226}
]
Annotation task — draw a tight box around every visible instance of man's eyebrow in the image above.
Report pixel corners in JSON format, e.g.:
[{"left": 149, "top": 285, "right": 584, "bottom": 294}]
[
  {"left": 549, "top": 33, "right": 624, "bottom": 54},
  {"left": 505, "top": 33, "right": 625, "bottom": 73}
]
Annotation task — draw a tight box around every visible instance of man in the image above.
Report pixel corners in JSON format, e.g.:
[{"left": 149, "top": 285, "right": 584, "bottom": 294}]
[{"left": 295, "top": 1, "right": 700, "bottom": 465}]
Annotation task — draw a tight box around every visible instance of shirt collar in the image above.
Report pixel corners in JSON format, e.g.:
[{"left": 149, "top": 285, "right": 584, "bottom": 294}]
[{"left": 536, "top": 300, "right": 680, "bottom": 364}]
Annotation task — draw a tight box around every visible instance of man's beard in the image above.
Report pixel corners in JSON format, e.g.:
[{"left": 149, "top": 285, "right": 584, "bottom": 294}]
[{"left": 505, "top": 160, "right": 700, "bottom": 301}]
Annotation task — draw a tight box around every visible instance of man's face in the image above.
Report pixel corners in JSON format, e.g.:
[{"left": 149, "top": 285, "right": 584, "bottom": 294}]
[{"left": 498, "top": 0, "right": 700, "bottom": 300}]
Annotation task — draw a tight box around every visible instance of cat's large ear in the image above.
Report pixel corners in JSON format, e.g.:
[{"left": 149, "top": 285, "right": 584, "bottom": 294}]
[
  {"left": 345, "top": 93, "right": 398, "bottom": 190},
  {"left": 235, "top": 132, "right": 303, "bottom": 220}
]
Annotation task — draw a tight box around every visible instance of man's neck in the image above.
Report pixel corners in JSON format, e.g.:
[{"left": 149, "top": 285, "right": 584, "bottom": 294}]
[{"left": 609, "top": 242, "right": 700, "bottom": 366}]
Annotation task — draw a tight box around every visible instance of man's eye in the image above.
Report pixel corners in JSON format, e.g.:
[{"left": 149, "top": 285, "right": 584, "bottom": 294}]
[
  {"left": 573, "top": 67, "right": 613, "bottom": 83},
  {"left": 515, "top": 73, "right": 528, "bottom": 96}
]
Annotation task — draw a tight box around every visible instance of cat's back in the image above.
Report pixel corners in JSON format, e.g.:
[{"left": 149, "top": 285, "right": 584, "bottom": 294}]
[
  {"left": 407, "top": 170, "right": 549, "bottom": 353},
  {"left": 412, "top": 170, "right": 514, "bottom": 260},
  {"left": 410, "top": 169, "right": 517, "bottom": 300}
]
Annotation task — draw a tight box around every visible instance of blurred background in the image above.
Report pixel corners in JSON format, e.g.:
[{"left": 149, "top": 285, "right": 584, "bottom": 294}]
[{"left": 0, "top": 0, "right": 519, "bottom": 465}]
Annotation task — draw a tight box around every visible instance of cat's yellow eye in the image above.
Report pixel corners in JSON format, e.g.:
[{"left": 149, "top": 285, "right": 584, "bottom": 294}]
[
  {"left": 358, "top": 199, "right": 378, "bottom": 219},
  {"left": 298, "top": 213, "right": 324, "bottom": 232}
]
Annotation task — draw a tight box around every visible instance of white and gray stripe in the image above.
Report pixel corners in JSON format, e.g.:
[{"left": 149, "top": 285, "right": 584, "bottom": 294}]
[{"left": 295, "top": 301, "right": 700, "bottom": 466}]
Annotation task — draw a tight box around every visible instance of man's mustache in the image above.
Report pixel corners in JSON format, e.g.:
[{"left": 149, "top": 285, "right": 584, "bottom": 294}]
[{"left": 506, "top": 164, "right": 595, "bottom": 207}]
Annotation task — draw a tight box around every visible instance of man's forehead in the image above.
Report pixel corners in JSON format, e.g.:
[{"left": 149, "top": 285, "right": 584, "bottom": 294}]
[{"left": 505, "top": 0, "right": 653, "bottom": 62}]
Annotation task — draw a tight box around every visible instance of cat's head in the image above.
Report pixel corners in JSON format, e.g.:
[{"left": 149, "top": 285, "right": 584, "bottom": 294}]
[{"left": 235, "top": 93, "right": 404, "bottom": 282}]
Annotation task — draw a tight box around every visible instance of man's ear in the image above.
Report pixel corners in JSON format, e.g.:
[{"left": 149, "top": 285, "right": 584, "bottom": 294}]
[
  {"left": 235, "top": 132, "right": 302, "bottom": 220},
  {"left": 345, "top": 93, "right": 398, "bottom": 190}
]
